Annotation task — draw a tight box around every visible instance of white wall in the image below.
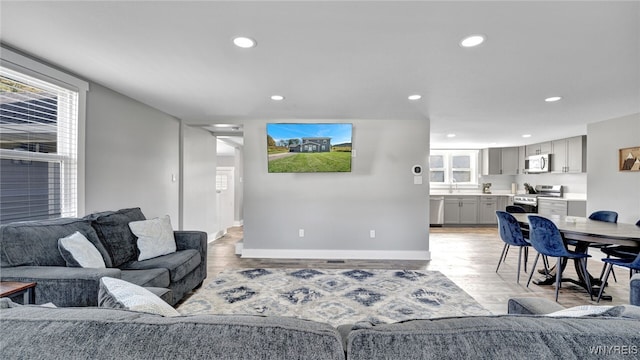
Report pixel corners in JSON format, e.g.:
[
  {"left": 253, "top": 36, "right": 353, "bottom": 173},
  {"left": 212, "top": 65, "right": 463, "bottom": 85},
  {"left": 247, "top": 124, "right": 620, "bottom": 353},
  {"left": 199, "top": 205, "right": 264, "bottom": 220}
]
[
  {"left": 242, "top": 118, "right": 430, "bottom": 260},
  {"left": 587, "top": 113, "right": 640, "bottom": 224},
  {"left": 84, "top": 83, "right": 180, "bottom": 222},
  {"left": 182, "top": 125, "right": 218, "bottom": 235}
]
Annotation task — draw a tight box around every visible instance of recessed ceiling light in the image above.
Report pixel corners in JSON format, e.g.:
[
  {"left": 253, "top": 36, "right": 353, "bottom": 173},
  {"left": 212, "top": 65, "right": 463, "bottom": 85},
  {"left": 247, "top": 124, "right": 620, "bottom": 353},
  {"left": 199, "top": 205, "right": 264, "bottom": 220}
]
[
  {"left": 446, "top": 133, "right": 456, "bottom": 138},
  {"left": 270, "top": 95, "right": 285, "bottom": 101},
  {"left": 522, "top": 134, "right": 532, "bottom": 138},
  {"left": 408, "top": 94, "right": 422, "bottom": 100},
  {"left": 460, "top": 35, "right": 485, "bottom": 48},
  {"left": 544, "top": 96, "right": 563, "bottom": 102},
  {"left": 233, "top": 37, "right": 256, "bottom": 48}
]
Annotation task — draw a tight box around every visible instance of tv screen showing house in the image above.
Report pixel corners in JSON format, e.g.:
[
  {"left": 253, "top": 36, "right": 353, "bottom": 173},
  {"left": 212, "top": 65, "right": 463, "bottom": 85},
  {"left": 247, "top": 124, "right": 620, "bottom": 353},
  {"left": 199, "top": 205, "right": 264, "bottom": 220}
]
[{"left": 266, "top": 123, "right": 353, "bottom": 173}]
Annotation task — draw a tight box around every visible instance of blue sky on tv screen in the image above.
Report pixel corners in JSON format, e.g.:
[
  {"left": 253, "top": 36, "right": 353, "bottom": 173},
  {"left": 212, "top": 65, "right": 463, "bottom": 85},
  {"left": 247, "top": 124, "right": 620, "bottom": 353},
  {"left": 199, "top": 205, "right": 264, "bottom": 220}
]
[{"left": 267, "top": 123, "right": 352, "bottom": 145}]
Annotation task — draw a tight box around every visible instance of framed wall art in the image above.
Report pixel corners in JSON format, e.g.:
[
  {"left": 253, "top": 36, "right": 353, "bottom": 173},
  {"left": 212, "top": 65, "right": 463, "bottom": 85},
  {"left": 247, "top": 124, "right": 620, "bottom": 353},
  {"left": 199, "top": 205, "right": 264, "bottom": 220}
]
[{"left": 619, "top": 146, "right": 640, "bottom": 171}]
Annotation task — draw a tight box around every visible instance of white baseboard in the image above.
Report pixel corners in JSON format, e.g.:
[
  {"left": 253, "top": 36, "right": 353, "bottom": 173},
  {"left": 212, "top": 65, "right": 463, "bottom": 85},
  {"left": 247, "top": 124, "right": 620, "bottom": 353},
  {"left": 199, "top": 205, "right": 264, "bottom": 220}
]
[
  {"left": 233, "top": 219, "right": 243, "bottom": 227},
  {"left": 240, "top": 248, "right": 431, "bottom": 261},
  {"left": 235, "top": 241, "right": 244, "bottom": 255},
  {"left": 209, "top": 230, "right": 226, "bottom": 243}
]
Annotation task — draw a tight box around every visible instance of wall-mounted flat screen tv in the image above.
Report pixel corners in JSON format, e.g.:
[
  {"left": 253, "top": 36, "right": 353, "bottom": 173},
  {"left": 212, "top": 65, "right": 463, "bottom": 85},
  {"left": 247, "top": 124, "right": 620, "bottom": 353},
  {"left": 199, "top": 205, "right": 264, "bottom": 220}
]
[{"left": 267, "top": 123, "right": 353, "bottom": 173}]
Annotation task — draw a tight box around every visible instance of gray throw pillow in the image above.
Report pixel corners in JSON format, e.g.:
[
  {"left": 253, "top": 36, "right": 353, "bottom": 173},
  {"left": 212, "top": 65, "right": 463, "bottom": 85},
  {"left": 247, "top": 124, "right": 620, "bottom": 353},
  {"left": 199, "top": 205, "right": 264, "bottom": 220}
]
[{"left": 90, "top": 208, "right": 146, "bottom": 267}]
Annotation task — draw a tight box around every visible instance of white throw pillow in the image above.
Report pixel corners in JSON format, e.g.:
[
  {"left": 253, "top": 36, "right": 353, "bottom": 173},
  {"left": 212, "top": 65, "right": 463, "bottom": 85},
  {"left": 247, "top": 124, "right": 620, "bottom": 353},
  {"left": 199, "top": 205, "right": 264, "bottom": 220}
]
[
  {"left": 58, "top": 231, "right": 106, "bottom": 268},
  {"left": 546, "top": 305, "right": 615, "bottom": 317},
  {"left": 98, "top": 277, "right": 180, "bottom": 317},
  {"left": 129, "top": 215, "right": 176, "bottom": 261}
]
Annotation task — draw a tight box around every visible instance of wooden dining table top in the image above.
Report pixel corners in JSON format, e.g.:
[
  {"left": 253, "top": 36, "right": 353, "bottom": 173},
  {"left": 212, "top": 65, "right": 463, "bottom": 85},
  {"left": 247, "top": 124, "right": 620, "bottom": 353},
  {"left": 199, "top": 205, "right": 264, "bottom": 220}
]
[{"left": 511, "top": 213, "right": 640, "bottom": 246}]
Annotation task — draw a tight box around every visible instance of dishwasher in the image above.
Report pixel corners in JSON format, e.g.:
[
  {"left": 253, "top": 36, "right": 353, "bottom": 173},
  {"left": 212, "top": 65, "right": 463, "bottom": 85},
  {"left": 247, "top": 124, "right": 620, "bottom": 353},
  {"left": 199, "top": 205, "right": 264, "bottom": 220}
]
[{"left": 429, "top": 196, "right": 444, "bottom": 226}]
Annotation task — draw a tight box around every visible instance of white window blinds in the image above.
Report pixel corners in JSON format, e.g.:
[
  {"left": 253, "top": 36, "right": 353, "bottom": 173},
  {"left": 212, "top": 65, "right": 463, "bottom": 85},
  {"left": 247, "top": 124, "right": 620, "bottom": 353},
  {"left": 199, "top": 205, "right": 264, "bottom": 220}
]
[{"left": 0, "top": 66, "right": 79, "bottom": 224}]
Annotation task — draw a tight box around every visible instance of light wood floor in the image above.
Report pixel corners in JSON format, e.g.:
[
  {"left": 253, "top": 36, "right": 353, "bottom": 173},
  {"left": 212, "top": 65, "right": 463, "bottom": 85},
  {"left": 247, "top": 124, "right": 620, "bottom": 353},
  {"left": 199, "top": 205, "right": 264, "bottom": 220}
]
[{"left": 178, "top": 226, "right": 632, "bottom": 315}]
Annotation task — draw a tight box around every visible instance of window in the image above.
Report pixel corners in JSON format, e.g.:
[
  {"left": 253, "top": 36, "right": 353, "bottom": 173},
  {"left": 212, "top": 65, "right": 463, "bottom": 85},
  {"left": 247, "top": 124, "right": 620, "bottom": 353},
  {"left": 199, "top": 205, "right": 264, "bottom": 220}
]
[
  {"left": 1, "top": 48, "right": 87, "bottom": 224},
  {"left": 215, "top": 174, "right": 228, "bottom": 191},
  {"left": 429, "top": 150, "right": 479, "bottom": 188}
]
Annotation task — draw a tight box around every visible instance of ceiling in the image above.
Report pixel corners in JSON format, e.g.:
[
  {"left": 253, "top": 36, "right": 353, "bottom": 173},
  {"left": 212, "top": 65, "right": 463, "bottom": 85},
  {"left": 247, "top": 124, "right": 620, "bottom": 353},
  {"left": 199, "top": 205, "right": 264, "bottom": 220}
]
[{"left": 1, "top": 1, "right": 638, "bottom": 149}]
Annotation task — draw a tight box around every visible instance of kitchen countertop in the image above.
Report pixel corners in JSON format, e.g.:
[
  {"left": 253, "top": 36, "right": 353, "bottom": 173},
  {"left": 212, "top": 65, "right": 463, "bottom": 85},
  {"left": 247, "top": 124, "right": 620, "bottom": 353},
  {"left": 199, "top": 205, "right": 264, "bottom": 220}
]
[
  {"left": 430, "top": 191, "right": 515, "bottom": 196},
  {"left": 430, "top": 191, "right": 586, "bottom": 200}
]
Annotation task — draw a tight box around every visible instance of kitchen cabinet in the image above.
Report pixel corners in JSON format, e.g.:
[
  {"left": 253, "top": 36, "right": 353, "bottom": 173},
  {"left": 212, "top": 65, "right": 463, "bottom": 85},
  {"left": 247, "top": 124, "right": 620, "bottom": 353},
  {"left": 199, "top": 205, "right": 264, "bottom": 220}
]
[
  {"left": 518, "top": 146, "right": 526, "bottom": 175},
  {"left": 525, "top": 142, "right": 552, "bottom": 156},
  {"left": 444, "top": 196, "right": 478, "bottom": 224},
  {"left": 538, "top": 198, "right": 587, "bottom": 217},
  {"left": 537, "top": 198, "right": 567, "bottom": 216},
  {"left": 482, "top": 147, "right": 519, "bottom": 175},
  {"left": 551, "top": 135, "right": 586, "bottom": 173},
  {"left": 478, "top": 196, "right": 498, "bottom": 224}
]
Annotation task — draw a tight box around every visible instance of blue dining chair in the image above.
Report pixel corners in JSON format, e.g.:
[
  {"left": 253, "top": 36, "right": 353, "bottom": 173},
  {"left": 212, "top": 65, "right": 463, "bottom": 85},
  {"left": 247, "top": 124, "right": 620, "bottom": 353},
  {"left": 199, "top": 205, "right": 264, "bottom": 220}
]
[
  {"left": 585, "top": 210, "right": 619, "bottom": 281},
  {"left": 505, "top": 205, "right": 527, "bottom": 214},
  {"left": 495, "top": 211, "right": 530, "bottom": 283},
  {"left": 598, "top": 251, "right": 640, "bottom": 302},
  {"left": 589, "top": 210, "right": 618, "bottom": 223},
  {"left": 526, "top": 215, "right": 593, "bottom": 301},
  {"left": 598, "top": 218, "right": 640, "bottom": 283}
]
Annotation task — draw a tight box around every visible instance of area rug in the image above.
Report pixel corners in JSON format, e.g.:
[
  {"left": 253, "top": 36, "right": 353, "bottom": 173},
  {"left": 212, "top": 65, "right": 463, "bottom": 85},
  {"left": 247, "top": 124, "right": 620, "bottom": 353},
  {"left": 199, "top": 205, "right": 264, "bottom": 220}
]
[{"left": 178, "top": 269, "right": 491, "bottom": 326}]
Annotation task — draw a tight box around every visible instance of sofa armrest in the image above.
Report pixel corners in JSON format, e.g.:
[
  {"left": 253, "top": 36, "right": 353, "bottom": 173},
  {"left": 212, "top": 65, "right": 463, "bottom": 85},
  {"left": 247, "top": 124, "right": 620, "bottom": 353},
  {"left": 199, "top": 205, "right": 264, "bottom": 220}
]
[
  {"left": 174, "top": 231, "right": 207, "bottom": 252},
  {"left": 508, "top": 297, "right": 567, "bottom": 315},
  {"left": 631, "top": 274, "right": 640, "bottom": 306},
  {"left": 1, "top": 266, "right": 121, "bottom": 307}
]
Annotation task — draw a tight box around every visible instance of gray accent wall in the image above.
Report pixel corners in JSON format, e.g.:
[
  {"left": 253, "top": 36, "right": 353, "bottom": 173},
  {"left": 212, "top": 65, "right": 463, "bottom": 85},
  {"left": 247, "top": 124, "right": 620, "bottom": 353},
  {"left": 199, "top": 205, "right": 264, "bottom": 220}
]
[
  {"left": 85, "top": 83, "right": 180, "bottom": 222},
  {"left": 587, "top": 113, "right": 640, "bottom": 224},
  {"left": 242, "top": 119, "right": 430, "bottom": 259},
  {"left": 182, "top": 125, "right": 218, "bottom": 235}
]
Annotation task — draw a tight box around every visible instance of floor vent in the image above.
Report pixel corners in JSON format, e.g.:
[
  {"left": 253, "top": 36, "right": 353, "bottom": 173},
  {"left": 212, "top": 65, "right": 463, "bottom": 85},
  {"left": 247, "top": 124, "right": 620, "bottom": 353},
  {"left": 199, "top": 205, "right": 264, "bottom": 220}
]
[{"left": 327, "top": 260, "right": 345, "bottom": 264}]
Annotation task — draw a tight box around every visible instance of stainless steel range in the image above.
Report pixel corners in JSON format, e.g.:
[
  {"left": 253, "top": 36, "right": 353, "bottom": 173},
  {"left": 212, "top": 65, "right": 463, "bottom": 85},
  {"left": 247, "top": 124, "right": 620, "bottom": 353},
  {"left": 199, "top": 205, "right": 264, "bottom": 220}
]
[{"left": 513, "top": 185, "right": 563, "bottom": 213}]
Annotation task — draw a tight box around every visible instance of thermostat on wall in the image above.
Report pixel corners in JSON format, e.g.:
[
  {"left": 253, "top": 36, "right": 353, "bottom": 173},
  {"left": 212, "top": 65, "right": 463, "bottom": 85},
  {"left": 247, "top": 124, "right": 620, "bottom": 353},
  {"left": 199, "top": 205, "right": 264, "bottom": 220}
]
[{"left": 412, "top": 165, "right": 422, "bottom": 175}]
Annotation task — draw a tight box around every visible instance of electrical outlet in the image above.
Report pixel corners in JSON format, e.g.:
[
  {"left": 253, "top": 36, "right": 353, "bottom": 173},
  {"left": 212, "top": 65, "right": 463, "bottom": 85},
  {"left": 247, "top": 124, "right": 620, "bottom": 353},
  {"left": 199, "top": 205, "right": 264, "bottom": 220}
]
[
  {"left": 369, "top": 230, "right": 376, "bottom": 238},
  {"left": 298, "top": 229, "right": 305, "bottom": 237}
]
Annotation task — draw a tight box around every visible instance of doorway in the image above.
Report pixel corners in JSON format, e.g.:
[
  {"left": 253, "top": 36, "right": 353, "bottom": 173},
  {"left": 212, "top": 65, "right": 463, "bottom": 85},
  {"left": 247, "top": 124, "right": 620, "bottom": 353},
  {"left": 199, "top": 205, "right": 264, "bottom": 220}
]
[{"left": 216, "top": 167, "right": 235, "bottom": 236}]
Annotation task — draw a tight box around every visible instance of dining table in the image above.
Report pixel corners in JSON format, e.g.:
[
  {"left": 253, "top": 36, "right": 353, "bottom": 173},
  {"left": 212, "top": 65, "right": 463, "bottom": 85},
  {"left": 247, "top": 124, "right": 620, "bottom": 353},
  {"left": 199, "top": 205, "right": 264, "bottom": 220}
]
[{"left": 511, "top": 213, "right": 640, "bottom": 301}]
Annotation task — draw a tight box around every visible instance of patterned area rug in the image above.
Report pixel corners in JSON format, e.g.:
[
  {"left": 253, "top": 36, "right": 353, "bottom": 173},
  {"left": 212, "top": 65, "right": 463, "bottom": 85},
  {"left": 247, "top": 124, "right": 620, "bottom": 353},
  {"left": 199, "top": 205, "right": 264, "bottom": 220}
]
[{"left": 178, "top": 268, "right": 491, "bottom": 326}]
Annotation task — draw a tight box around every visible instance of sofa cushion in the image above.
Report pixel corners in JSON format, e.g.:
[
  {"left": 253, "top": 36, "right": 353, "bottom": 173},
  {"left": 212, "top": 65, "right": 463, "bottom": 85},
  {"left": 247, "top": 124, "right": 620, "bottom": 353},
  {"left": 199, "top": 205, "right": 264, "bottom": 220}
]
[
  {"left": 545, "top": 304, "right": 622, "bottom": 317},
  {"left": 58, "top": 231, "right": 107, "bottom": 268},
  {"left": 0, "top": 218, "right": 112, "bottom": 268},
  {"left": 120, "top": 268, "right": 170, "bottom": 288},
  {"left": 0, "top": 301, "right": 345, "bottom": 360},
  {"left": 129, "top": 215, "right": 176, "bottom": 261},
  {"left": 98, "top": 277, "right": 180, "bottom": 317},
  {"left": 346, "top": 315, "right": 640, "bottom": 360},
  {"left": 88, "top": 207, "right": 146, "bottom": 267},
  {"left": 120, "top": 249, "right": 201, "bottom": 283}
]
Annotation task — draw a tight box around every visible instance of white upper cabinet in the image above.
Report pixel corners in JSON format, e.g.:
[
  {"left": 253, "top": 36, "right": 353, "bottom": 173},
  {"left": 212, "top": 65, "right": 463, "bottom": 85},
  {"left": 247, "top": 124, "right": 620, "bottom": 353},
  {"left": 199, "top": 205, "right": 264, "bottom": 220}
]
[
  {"left": 525, "top": 141, "right": 552, "bottom": 156},
  {"left": 551, "top": 135, "right": 586, "bottom": 173},
  {"left": 482, "top": 147, "right": 519, "bottom": 175}
]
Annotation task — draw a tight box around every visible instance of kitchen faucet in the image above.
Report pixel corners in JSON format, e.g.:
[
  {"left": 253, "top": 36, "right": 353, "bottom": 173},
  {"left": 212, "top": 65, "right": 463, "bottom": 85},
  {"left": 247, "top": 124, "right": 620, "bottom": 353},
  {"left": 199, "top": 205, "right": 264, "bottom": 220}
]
[{"left": 449, "top": 178, "right": 458, "bottom": 193}]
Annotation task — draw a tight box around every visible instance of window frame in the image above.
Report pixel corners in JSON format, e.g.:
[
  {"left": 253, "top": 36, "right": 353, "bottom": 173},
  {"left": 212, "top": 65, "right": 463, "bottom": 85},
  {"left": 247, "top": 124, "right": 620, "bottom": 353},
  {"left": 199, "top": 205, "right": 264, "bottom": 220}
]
[
  {"left": 429, "top": 149, "right": 480, "bottom": 189},
  {"left": 1, "top": 46, "right": 88, "bottom": 221}
]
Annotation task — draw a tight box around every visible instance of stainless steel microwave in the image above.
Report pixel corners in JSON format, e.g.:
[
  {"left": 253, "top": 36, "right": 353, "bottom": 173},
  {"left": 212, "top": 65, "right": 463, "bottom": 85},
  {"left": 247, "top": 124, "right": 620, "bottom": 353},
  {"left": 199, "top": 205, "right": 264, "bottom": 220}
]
[{"left": 525, "top": 154, "right": 551, "bottom": 173}]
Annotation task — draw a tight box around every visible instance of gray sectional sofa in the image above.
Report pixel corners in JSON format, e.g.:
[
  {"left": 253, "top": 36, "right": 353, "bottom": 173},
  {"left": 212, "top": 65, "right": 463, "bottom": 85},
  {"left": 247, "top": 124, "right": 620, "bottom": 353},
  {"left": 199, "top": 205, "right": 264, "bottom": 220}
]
[
  {"left": 0, "top": 208, "right": 207, "bottom": 306},
  {"left": 1, "top": 297, "right": 639, "bottom": 360}
]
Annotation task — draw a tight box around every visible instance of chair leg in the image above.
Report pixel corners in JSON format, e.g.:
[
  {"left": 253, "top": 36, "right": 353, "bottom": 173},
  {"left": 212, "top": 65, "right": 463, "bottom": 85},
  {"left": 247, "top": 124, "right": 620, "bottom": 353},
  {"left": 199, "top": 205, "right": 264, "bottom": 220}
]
[
  {"left": 542, "top": 255, "right": 550, "bottom": 275},
  {"left": 517, "top": 247, "right": 523, "bottom": 284},
  {"left": 496, "top": 244, "right": 509, "bottom": 273},
  {"left": 527, "top": 253, "right": 540, "bottom": 287},
  {"left": 555, "top": 257, "right": 562, "bottom": 302},
  {"left": 524, "top": 247, "right": 528, "bottom": 273},
  {"left": 597, "top": 263, "right": 614, "bottom": 303},
  {"left": 599, "top": 256, "right": 618, "bottom": 283}
]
